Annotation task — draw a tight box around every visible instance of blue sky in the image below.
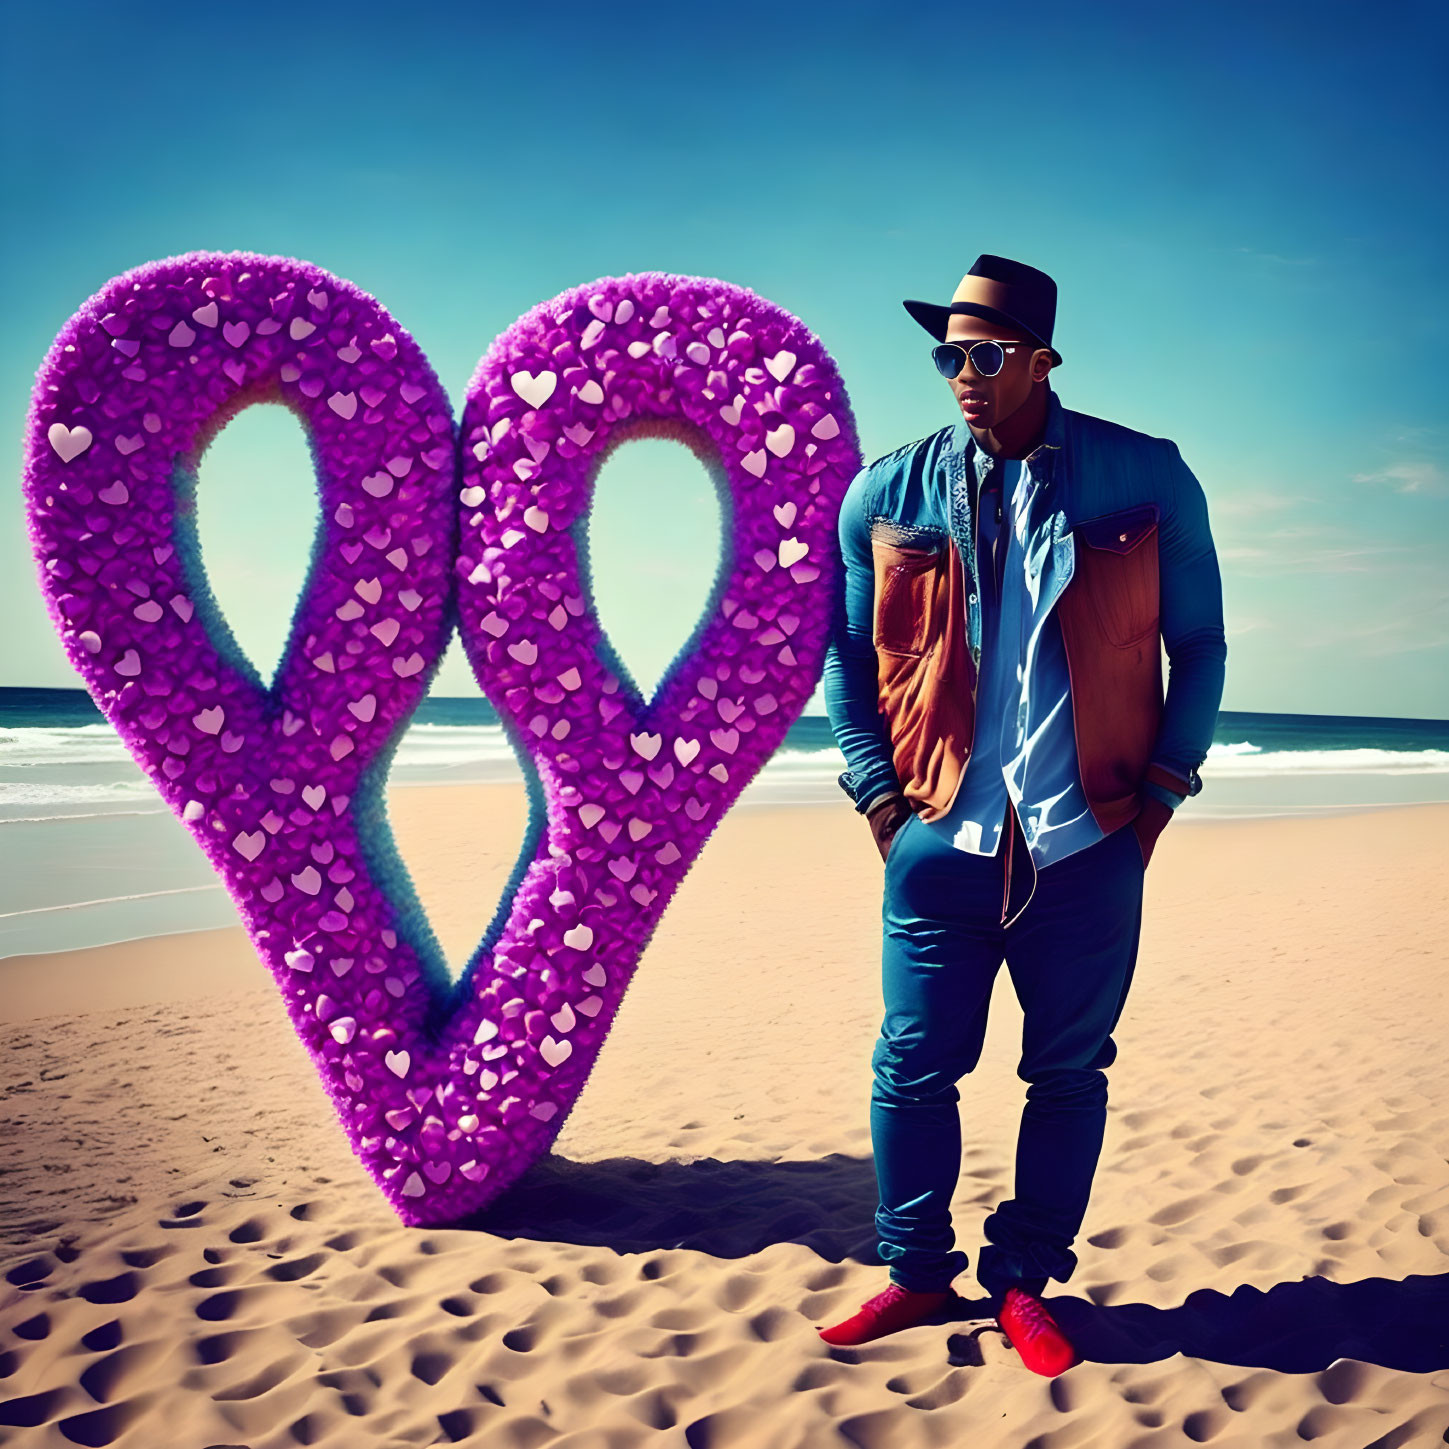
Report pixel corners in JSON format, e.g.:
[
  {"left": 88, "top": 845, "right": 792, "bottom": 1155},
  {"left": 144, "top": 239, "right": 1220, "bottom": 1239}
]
[{"left": 3, "top": 0, "right": 1446, "bottom": 717}]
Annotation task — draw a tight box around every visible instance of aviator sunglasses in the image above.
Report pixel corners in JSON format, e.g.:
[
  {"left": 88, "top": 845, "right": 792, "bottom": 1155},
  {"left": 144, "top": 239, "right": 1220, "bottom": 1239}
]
[{"left": 931, "top": 338, "right": 1034, "bottom": 379}]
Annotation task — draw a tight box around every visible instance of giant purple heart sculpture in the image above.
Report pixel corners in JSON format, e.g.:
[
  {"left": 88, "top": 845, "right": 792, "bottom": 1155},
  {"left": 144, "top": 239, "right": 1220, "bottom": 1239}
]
[{"left": 21, "top": 251, "right": 863, "bottom": 1226}]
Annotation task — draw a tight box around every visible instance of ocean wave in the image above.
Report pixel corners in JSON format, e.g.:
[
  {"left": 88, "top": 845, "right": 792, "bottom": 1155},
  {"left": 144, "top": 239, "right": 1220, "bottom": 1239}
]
[
  {"left": 0, "top": 720, "right": 522, "bottom": 771},
  {"left": 767, "top": 740, "right": 1449, "bottom": 777},
  {"left": 0, "top": 883, "right": 221, "bottom": 921},
  {"left": 1199, "top": 744, "right": 1449, "bottom": 775},
  {"left": 2, "top": 724, "right": 1448, "bottom": 823},
  {"left": 0, "top": 724, "right": 141, "bottom": 767}
]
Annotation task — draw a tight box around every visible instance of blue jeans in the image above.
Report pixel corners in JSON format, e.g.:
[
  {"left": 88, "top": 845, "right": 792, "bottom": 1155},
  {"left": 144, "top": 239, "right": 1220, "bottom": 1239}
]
[{"left": 871, "top": 801, "right": 1145, "bottom": 1297}]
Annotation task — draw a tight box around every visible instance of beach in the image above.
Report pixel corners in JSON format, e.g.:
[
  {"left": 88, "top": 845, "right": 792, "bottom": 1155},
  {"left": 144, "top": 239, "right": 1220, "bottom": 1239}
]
[{"left": 2, "top": 783, "right": 1448, "bottom": 1447}]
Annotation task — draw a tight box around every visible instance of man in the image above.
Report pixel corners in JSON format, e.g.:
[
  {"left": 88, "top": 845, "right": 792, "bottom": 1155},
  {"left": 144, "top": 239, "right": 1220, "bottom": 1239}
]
[{"left": 816, "top": 254, "right": 1226, "bottom": 1374}]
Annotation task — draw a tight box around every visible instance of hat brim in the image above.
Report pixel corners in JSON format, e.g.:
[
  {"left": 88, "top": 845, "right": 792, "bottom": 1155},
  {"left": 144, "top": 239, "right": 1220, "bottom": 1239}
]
[{"left": 902, "top": 299, "right": 1062, "bottom": 367}]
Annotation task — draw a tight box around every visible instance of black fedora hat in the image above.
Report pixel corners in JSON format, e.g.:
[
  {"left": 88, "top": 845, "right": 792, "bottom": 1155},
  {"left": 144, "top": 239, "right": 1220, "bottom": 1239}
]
[{"left": 903, "top": 254, "right": 1063, "bottom": 367}]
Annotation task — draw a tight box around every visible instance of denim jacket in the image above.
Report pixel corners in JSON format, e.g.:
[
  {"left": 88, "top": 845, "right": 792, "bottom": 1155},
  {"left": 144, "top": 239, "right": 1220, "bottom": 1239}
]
[{"left": 823, "top": 386, "right": 1226, "bottom": 862}]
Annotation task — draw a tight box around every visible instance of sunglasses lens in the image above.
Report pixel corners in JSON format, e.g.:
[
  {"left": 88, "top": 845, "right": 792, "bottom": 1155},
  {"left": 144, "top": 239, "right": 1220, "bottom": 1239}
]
[
  {"left": 931, "top": 344, "right": 964, "bottom": 379},
  {"left": 970, "top": 341, "right": 1005, "bottom": 376}
]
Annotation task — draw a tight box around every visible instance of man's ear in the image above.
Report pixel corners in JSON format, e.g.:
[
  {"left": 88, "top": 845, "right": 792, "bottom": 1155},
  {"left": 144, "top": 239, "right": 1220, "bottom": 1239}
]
[{"left": 1032, "top": 352, "right": 1053, "bottom": 383}]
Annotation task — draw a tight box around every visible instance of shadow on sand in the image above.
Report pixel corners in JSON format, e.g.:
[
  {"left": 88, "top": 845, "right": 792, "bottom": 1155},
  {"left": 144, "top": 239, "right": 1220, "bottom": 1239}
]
[{"left": 445, "top": 1149, "right": 1449, "bottom": 1375}]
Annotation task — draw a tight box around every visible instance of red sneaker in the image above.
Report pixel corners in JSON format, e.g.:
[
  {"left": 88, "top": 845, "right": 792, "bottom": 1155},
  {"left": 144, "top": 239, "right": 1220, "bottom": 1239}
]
[
  {"left": 817, "top": 1281, "right": 953, "bottom": 1346},
  {"left": 996, "top": 1285, "right": 1077, "bottom": 1375}
]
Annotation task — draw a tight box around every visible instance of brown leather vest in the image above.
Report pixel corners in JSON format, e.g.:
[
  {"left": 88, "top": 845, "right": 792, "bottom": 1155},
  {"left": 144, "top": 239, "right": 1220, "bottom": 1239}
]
[{"left": 869, "top": 504, "right": 1162, "bottom": 832}]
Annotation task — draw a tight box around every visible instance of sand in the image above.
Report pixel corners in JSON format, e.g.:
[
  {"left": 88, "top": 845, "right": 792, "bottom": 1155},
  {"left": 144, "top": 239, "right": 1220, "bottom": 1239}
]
[{"left": 2, "top": 785, "right": 1448, "bottom": 1448}]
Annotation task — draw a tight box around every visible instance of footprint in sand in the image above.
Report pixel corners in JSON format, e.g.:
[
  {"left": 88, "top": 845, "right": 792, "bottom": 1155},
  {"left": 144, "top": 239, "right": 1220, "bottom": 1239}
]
[
  {"left": 672, "top": 1344, "right": 755, "bottom": 1397},
  {"left": 1144, "top": 1252, "right": 1196, "bottom": 1283},
  {"left": 1121, "top": 1109, "right": 1162, "bottom": 1130},
  {"left": 834, "top": 1408, "right": 913, "bottom": 1449},
  {"left": 265, "top": 1252, "right": 328, "bottom": 1283},
  {"left": 498, "top": 1300, "right": 573, "bottom": 1355},
  {"left": 592, "top": 1288, "right": 646, "bottom": 1320},
  {"left": 81, "top": 1319, "right": 123, "bottom": 1352},
  {"left": 57, "top": 1398, "right": 151, "bottom": 1445},
  {"left": 78, "top": 1271, "right": 140, "bottom": 1305},
  {"left": 1204, "top": 1240, "right": 1259, "bottom": 1267},
  {"left": 287, "top": 1306, "right": 369, "bottom": 1350},
  {"left": 437, "top": 1407, "right": 477, "bottom": 1441},
  {"left": 595, "top": 1364, "right": 652, "bottom": 1397},
  {"left": 5, "top": 1257, "right": 52, "bottom": 1288},
  {"left": 641, "top": 1328, "right": 710, "bottom": 1359},
  {"left": 803, "top": 1264, "right": 849, "bottom": 1291},
  {"left": 1118, "top": 1133, "right": 1167, "bottom": 1153},
  {"left": 410, "top": 1349, "right": 454, "bottom": 1386},
  {"left": 793, "top": 1362, "right": 849, "bottom": 1392},
  {"left": 1268, "top": 1182, "right": 1311, "bottom": 1204},
  {"left": 1149, "top": 1193, "right": 1214, "bottom": 1227},
  {"left": 684, "top": 1406, "right": 770, "bottom": 1447},
  {"left": 578, "top": 1261, "right": 621, "bottom": 1286},
  {"left": 194, "top": 1330, "right": 245, "bottom": 1364},
  {"left": 467, "top": 1270, "right": 519, "bottom": 1295},
  {"left": 210, "top": 1350, "right": 310, "bottom": 1402},
  {"left": 903, "top": 1370, "right": 972, "bottom": 1410},
  {"left": 80, "top": 1344, "right": 168, "bottom": 1403},
  {"left": 195, "top": 1287, "right": 253, "bottom": 1322},
  {"left": 1086, "top": 1225, "right": 1136, "bottom": 1249},
  {"left": 744, "top": 1305, "right": 796, "bottom": 1342},
  {"left": 316, "top": 1365, "right": 381, "bottom": 1417},
  {"left": 1221, "top": 1368, "right": 1292, "bottom": 1412},
  {"left": 120, "top": 1246, "right": 175, "bottom": 1270},
  {"left": 374, "top": 1261, "right": 418, "bottom": 1290},
  {"left": 623, "top": 1385, "right": 681, "bottom": 1431},
  {"left": 159, "top": 1199, "right": 207, "bottom": 1229},
  {"left": 0, "top": 1388, "right": 65, "bottom": 1431},
  {"left": 714, "top": 1274, "right": 764, "bottom": 1312}
]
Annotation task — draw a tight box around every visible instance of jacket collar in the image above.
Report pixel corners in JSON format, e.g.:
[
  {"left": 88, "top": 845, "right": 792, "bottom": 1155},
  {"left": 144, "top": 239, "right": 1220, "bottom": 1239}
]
[{"left": 950, "top": 385, "right": 1065, "bottom": 490}]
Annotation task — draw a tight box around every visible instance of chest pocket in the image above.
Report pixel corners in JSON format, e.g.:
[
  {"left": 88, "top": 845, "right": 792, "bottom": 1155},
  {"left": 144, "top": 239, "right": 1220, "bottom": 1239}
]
[
  {"left": 868, "top": 519, "right": 948, "bottom": 658},
  {"left": 1071, "top": 503, "right": 1160, "bottom": 646}
]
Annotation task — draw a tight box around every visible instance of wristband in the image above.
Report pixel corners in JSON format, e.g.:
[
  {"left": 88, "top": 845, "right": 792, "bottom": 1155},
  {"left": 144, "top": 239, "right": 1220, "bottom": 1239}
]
[{"left": 862, "top": 789, "right": 906, "bottom": 818}]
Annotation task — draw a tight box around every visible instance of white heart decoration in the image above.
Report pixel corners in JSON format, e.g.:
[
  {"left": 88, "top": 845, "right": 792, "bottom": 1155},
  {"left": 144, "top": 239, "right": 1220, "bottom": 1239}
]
[
  {"left": 766, "top": 424, "right": 795, "bottom": 458},
  {"left": 48, "top": 423, "right": 93, "bottom": 461},
  {"left": 540, "top": 1036, "right": 572, "bottom": 1067},
  {"left": 630, "top": 731, "right": 662, "bottom": 761},
  {"left": 765, "top": 349, "right": 797, "bottom": 381},
  {"left": 511, "top": 369, "right": 558, "bottom": 408}
]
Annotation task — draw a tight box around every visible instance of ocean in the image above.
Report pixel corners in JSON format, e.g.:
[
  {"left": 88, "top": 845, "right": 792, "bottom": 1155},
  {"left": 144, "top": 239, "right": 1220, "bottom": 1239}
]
[{"left": 3, "top": 686, "right": 1447, "bottom": 959}]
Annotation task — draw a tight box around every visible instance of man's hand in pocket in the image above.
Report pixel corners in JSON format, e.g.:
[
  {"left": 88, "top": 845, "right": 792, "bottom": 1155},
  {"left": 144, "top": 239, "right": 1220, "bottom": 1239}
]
[
  {"left": 1130, "top": 792, "right": 1174, "bottom": 869},
  {"left": 865, "top": 791, "right": 914, "bottom": 863}
]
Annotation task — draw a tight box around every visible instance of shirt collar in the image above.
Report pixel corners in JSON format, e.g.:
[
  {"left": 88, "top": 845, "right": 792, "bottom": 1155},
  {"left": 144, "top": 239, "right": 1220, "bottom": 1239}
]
[{"left": 951, "top": 386, "right": 1065, "bottom": 488}]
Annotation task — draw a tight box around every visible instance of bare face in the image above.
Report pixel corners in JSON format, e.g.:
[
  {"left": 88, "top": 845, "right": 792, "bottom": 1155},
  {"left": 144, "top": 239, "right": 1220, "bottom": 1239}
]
[{"left": 942, "top": 314, "right": 1053, "bottom": 433}]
